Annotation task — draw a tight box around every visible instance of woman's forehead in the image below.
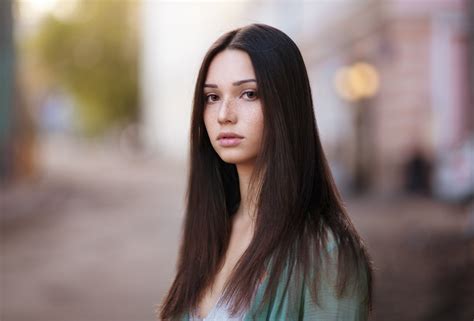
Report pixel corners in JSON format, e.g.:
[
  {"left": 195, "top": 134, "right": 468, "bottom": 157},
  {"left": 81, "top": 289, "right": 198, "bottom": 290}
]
[{"left": 205, "top": 50, "right": 256, "bottom": 85}]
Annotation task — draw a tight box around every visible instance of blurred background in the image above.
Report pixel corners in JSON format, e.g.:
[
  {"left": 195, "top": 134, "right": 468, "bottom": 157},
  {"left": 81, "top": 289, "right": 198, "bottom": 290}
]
[{"left": 1, "top": 0, "right": 473, "bottom": 320}]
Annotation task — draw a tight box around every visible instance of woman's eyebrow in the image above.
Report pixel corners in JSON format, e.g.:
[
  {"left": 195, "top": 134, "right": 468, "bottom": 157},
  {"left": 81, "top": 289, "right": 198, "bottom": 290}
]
[{"left": 204, "top": 79, "right": 257, "bottom": 88}]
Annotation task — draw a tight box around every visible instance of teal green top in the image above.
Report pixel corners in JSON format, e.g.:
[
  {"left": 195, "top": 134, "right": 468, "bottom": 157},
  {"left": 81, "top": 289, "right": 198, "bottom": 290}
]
[{"left": 182, "top": 230, "right": 369, "bottom": 321}]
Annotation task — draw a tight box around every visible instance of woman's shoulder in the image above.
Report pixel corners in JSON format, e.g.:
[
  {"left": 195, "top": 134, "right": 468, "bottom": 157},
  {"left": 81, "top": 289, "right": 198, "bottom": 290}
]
[
  {"left": 245, "top": 227, "right": 369, "bottom": 320},
  {"left": 299, "top": 227, "right": 370, "bottom": 319}
]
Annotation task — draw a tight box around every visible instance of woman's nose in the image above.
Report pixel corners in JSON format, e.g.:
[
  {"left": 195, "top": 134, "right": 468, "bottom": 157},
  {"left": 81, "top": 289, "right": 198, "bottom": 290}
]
[{"left": 217, "top": 97, "right": 237, "bottom": 124}]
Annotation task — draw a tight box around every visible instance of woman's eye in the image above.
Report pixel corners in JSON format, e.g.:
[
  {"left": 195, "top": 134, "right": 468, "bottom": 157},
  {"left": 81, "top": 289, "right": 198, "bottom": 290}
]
[
  {"left": 205, "top": 94, "right": 219, "bottom": 103},
  {"left": 243, "top": 90, "right": 258, "bottom": 100}
]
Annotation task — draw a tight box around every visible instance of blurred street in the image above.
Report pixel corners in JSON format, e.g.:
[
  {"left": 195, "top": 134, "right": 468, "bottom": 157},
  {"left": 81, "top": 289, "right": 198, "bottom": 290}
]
[
  {"left": 1, "top": 139, "right": 187, "bottom": 321},
  {"left": 1, "top": 140, "right": 472, "bottom": 321}
]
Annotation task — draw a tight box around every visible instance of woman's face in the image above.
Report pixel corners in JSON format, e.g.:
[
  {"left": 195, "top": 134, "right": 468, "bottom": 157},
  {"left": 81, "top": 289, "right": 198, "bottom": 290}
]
[{"left": 203, "top": 49, "right": 264, "bottom": 165}]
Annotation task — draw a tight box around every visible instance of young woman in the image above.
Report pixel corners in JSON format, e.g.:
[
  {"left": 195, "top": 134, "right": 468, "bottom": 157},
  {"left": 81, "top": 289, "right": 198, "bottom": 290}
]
[{"left": 158, "top": 23, "right": 373, "bottom": 321}]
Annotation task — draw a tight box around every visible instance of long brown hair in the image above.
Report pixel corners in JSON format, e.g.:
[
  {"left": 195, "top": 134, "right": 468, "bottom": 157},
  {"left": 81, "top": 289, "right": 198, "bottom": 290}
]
[{"left": 158, "top": 23, "right": 373, "bottom": 320}]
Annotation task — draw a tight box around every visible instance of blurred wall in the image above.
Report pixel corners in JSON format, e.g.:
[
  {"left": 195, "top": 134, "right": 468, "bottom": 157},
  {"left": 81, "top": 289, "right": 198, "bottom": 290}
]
[
  {"left": 1, "top": 0, "right": 36, "bottom": 185},
  {"left": 140, "top": 1, "right": 248, "bottom": 160},
  {"left": 0, "top": 0, "right": 15, "bottom": 183}
]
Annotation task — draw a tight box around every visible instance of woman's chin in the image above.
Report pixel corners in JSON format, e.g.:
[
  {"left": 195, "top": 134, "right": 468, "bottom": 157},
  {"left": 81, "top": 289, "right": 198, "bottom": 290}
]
[{"left": 218, "top": 152, "right": 255, "bottom": 166}]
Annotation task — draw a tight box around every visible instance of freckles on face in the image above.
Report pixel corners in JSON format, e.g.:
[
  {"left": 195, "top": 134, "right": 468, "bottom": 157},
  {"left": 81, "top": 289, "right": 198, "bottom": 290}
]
[{"left": 203, "top": 49, "right": 264, "bottom": 165}]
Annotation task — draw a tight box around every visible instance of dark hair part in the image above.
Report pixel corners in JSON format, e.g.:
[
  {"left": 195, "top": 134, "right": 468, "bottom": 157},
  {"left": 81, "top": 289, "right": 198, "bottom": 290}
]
[{"left": 158, "top": 23, "right": 373, "bottom": 320}]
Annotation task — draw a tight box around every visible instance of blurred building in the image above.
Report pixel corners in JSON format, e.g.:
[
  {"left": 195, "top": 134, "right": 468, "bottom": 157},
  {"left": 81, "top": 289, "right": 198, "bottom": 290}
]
[
  {"left": 298, "top": 0, "right": 472, "bottom": 197},
  {"left": 0, "top": 0, "right": 36, "bottom": 185}
]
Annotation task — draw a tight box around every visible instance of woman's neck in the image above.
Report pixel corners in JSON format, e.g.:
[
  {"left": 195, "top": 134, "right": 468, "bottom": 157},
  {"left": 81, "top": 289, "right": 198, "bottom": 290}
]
[{"left": 235, "top": 161, "right": 258, "bottom": 232}]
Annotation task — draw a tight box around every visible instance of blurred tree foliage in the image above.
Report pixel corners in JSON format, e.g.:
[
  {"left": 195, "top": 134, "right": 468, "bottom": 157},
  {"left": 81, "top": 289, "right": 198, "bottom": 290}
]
[{"left": 30, "top": 0, "right": 139, "bottom": 136}]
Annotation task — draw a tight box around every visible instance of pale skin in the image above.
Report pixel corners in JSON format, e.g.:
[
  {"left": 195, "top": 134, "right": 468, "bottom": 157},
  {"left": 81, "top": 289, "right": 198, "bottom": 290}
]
[{"left": 198, "top": 49, "right": 265, "bottom": 318}]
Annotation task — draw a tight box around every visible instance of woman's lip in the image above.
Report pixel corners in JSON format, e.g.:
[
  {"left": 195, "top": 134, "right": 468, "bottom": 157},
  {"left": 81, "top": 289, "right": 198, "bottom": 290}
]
[
  {"left": 218, "top": 137, "right": 243, "bottom": 147},
  {"left": 217, "top": 133, "right": 244, "bottom": 139}
]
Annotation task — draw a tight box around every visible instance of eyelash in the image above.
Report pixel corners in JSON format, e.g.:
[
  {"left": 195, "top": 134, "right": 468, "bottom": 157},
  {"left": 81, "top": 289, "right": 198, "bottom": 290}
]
[{"left": 204, "top": 90, "right": 258, "bottom": 104}]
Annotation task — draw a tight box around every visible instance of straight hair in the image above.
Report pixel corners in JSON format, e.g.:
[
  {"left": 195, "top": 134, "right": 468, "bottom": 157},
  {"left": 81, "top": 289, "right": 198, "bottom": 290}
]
[{"left": 158, "top": 23, "right": 373, "bottom": 320}]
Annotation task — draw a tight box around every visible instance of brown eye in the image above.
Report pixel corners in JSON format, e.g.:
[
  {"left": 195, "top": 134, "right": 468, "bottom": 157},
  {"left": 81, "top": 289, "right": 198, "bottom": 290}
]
[
  {"left": 206, "top": 94, "right": 219, "bottom": 103},
  {"left": 243, "top": 90, "right": 258, "bottom": 100}
]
